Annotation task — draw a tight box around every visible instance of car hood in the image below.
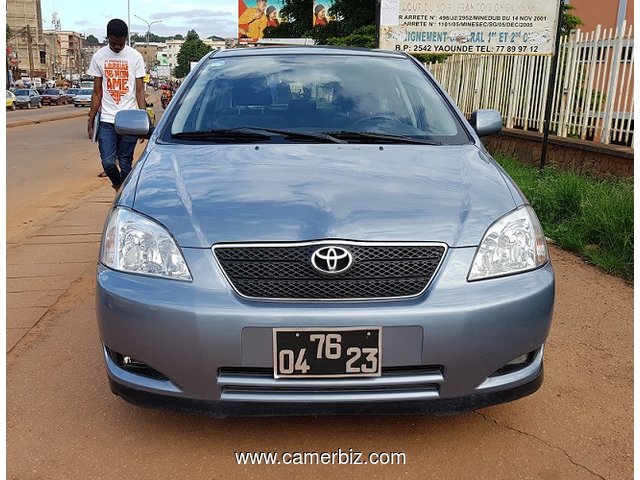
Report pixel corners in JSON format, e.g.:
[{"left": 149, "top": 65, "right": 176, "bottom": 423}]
[{"left": 130, "top": 144, "right": 519, "bottom": 248}]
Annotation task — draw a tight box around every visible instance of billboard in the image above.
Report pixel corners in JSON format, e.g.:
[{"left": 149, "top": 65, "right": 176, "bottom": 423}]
[
  {"left": 238, "top": 0, "right": 285, "bottom": 41},
  {"left": 379, "top": 0, "right": 561, "bottom": 55}
]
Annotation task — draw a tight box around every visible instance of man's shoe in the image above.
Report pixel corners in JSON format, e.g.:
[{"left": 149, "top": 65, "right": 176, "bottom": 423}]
[{"left": 98, "top": 171, "right": 108, "bottom": 178}]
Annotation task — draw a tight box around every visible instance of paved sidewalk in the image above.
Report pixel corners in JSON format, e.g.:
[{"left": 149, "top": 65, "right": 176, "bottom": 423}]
[{"left": 6, "top": 186, "right": 114, "bottom": 351}]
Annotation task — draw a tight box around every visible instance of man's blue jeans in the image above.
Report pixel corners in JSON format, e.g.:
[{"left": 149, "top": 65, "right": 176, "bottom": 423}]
[{"left": 97, "top": 122, "right": 137, "bottom": 187}]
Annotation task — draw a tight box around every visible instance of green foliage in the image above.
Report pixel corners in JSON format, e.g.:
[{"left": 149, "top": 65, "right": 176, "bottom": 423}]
[
  {"left": 174, "top": 34, "right": 184, "bottom": 40},
  {"left": 494, "top": 153, "right": 633, "bottom": 281},
  {"left": 561, "top": 3, "right": 583, "bottom": 36},
  {"left": 174, "top": 30, "right": 212, "bottom": 78},
  {"left": 85, "top": 34, "right": 100, "bottom": 45},
  {"left": 414, "top": 54, "right": 449, "bottom": 64},
  {"left": 325, "top": 25, "right": 375, "bottom": 48}
]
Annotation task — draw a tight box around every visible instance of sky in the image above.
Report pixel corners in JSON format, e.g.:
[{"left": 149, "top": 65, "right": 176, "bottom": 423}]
[{"left": 40, "top": 0, "right": 240, "bottom": 40}]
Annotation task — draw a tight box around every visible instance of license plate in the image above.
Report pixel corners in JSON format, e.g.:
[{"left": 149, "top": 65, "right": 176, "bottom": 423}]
[{"left": 273, "top": 327, "right": 382, "bottom": 378}]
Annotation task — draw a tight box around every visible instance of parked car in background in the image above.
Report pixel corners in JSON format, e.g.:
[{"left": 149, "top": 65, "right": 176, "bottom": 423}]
[
  {"left": 13, "top": 89, "right": 42, "bottom": 109},
  {"left": 99, "top": 46, "right": 555, "bottom": 417},
  {"left": 41, "top": 88, "right": 69, "bottom": 106},
  {"left": 64, "top": 88, "right": 81, "bottom": 102},
  {"left": 73, "top": 89, "right": 93, "bottom": 107},
  {"left": 6, "top": 90, "right": 16, "bottom": 110}
]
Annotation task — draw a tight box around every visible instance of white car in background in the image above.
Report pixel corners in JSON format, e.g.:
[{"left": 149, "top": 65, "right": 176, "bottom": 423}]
[{"left": 73, "top": 89, "right": 93, "bottom": 108}]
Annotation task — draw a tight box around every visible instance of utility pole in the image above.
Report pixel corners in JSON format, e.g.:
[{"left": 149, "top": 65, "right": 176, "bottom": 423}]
[{"left": 25, "top": 25, "right": 35, "bottom": 80}]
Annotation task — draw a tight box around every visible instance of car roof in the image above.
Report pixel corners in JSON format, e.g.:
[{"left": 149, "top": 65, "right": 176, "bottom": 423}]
[{"left": 210, "top": 46, "right": 408, "bottom": 60}]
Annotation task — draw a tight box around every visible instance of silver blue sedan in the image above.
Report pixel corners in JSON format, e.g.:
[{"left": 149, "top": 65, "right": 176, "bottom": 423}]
[{"left": 97, "top": 47, "right": 554, "bottom": 416}]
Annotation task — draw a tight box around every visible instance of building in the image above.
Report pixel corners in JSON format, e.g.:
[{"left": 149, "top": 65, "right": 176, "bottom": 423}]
[
  {"left": 567, "top": 0, "right": 633, "bottom": 32},
  {"left": 6, "top": 0, "right": 48, "bottom": 82},
  {"left": 134, "top": 42, "right": 166, "bottom": 73},
  {"left": 164, "top": 39, "right": 185, "bottom": 76},
  {"left": 42, "top": 30, "right": 85, "bottom": 81}
]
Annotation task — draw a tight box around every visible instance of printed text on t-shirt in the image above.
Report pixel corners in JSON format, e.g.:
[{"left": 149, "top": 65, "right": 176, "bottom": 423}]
[{"left": 104, "top": 60, "right": 130, "bottom": 104}]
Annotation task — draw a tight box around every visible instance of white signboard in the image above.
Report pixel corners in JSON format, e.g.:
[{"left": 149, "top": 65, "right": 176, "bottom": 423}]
[{"left": 380, "top": 0, "right": 561, "bottom": 55}]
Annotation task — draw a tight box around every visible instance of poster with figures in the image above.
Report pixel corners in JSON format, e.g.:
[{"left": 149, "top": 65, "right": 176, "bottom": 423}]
[
  {"left": 313, "top": 1, "right": 335, "bottom": 27},
  {"left": 238, "top": 0, "right": 285, "bottom": 41},
  {"left": 379, "top": 0, "right": 561, "bottom": 55}
]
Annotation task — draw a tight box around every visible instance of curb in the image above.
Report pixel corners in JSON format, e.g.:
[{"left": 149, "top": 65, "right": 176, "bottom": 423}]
[{"left": 7, "top": 110, "right": 88, "bottom": 128}]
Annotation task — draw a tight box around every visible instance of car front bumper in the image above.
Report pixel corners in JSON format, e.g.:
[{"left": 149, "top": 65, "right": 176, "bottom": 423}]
[{"left": 96, "top": 246, "right": 554, "bottom": 415}]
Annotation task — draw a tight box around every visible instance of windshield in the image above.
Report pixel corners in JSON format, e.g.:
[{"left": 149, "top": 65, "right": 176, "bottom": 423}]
[
  {"left": 44, "top": 89, "right": 59, "bottom": 94},
  {"left": 14, "top": 89, "right": 29, "bottom": 96},
  {"left": 79, "top": 89, "right": 93, "bottom": 95},
  {"left": 165, "top": 53, "right": 470, "bottom": 145}
]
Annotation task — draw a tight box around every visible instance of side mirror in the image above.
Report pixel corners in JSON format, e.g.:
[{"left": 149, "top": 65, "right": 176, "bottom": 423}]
[
  {"left": 115, "top": 109, "right": 153, "bottom": 138},
  {"left": 470, "top": 109, "right": 502, "bottom": 137}
]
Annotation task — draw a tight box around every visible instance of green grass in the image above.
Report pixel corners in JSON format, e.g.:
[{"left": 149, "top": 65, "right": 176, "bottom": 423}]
[{"left": 494, "top": 153, "right": 634, "bottom": 282}]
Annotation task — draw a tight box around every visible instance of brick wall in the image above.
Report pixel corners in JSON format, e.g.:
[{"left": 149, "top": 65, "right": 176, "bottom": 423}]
[{"left": 483, "top": 129, "right": 633, "bottom": 178}]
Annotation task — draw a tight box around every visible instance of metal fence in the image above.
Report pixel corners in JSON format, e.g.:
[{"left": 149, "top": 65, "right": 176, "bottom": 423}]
[{"left": 428, "top": 22, "right": 634, "bottom": 148}]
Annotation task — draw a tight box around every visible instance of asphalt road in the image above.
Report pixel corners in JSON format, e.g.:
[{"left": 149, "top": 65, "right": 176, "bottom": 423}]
[{"left": 5, "top": 105, "right": 633, "bottom": 479}]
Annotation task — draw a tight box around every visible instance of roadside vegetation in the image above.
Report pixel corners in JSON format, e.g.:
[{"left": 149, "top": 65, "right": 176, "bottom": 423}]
[{"left": 494, "top": 153, "right": 633, "bottom": 282}]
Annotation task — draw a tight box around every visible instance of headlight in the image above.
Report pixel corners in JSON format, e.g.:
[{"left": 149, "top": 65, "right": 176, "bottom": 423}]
[
  {"left": 468, "top": 205, "right": 549, "bottom": 281},
  {"left": 100, "top": 207, "right": 192, "bottom": 281}
]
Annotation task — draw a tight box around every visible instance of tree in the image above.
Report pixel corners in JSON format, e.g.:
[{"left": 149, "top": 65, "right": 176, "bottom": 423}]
[
  {"left": 560, "top": 3, "right": 583, "bottom": 36},
  {"left": 174, "top": 34, "right": 184, "bottom": 40},
  {"left": 174, "top": 30, "right": 212, "bottom": 78},
  {"left": 85, "top": 34, "right": 100, "bottom": 45}
]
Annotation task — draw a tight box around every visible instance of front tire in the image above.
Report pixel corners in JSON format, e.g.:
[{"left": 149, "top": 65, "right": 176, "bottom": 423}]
[
  {"left": 27, "top": 102, "right": 32, "bottom": 110},
  {"left": 37, "top": 101, "right": 41, "bottom": 108}
]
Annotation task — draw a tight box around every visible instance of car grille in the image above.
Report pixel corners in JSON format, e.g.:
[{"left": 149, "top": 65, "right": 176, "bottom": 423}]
[
  {"left": 213, "top": 242, "right": 446, "bottom": 300},
  {"left": 217, "top": 366, "right": 444, "bottom": 402}
]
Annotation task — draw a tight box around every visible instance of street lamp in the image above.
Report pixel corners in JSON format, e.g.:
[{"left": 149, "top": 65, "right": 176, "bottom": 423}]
[{"left": 134, "top": 15, "right": 162, "bottom": 45}]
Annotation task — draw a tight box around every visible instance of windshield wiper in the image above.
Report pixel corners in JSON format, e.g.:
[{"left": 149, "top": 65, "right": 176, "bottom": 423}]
[
  {"left": 173, "top": 127, "right": 346, "bottom": 144},
  {"left": 229, "top": 127, "right": 346, "bottom": 144},
  {"left": 172, "top": 129, "right": 272, "bottom": 141},
  {"left": 324, "top": 131, "right": 443, "bottom": 145}
]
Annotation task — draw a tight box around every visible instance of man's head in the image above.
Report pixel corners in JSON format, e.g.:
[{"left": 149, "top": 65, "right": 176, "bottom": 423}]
[
  {"left": 107, "top": 18, "right": 128, "bottom": 53},
  {"left": 256, "top": 0, "right": 267, "bottom": 13}
]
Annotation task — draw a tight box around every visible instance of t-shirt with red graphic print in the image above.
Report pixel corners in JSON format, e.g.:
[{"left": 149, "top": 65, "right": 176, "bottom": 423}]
[{"left": 87, "top": 45, "right": 145, "bottom": 124}]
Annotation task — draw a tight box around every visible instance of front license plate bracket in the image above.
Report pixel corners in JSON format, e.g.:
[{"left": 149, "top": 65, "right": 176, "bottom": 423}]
[{"left": 273, "top": 327, "right": 382, "bottom": 379}]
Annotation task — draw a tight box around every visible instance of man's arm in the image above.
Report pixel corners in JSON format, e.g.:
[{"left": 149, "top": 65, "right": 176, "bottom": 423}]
[
  {"left": 88, "top": 77, "right": 103, "bottom": 140},
  {"left": 135, "top": 77, "right": 145, "bottom": 109}
]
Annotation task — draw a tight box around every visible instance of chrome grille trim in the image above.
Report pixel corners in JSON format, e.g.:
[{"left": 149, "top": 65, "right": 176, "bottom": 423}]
[
  {"left": 212, "top": 240, "right": 448, "bottom": 301},
  {"left": 217, "top": 366, "right": 443, "bottom": 403}
]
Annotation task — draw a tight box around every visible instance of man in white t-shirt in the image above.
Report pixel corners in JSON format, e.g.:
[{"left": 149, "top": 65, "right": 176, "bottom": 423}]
[{"left": 87, "top": 18, "right": 146, "bottom": 191}]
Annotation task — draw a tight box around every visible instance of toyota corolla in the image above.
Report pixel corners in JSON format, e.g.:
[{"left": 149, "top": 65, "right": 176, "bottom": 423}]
[{"left": 97, "top": 46, "right": 554, "bottom": 416}]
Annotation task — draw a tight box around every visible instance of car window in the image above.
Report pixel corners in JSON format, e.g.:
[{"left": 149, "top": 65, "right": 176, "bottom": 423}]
[
  {"left": 44, "top": 89, "right": 58, "bottom": 94},
  {"left": 15, "top": 89, "right": 29, "bottom": 95},
  {"left": 166, "top": 54, "right": 470, "bottom": 145},
  {"left": 79, "top": 89, "right": 93, "bottom": 95}
]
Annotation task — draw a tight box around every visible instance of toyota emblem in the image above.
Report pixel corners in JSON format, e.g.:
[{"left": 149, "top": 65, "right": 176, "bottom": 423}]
[{"left": 311, "top": 246, "right": 353, "bottom": 275}]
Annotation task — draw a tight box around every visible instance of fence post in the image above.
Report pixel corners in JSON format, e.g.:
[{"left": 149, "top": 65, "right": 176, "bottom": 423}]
[
  {"left": 600, "top": 20, "right": 626, "bottom": 144},
  {"left": 539, "top": 0, "right": 565, "bottom": 170}
]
